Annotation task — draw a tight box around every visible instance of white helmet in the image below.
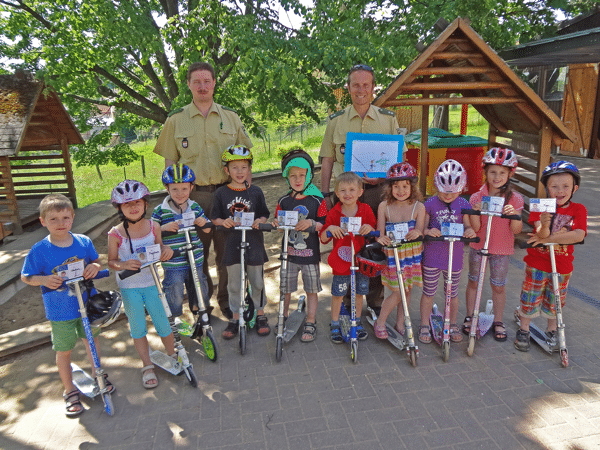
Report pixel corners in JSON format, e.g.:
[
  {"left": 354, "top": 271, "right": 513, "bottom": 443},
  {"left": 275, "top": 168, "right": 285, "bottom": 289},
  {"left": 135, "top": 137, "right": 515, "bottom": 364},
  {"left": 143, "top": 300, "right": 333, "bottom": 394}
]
[{"left": 434, "top": 159, "right": 467, "bottom": 193}]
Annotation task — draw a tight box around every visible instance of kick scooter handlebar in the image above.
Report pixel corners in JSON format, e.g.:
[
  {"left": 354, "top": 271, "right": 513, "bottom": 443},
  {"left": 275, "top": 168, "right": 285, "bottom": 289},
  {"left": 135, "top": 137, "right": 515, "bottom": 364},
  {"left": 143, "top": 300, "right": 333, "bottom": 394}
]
[
  {"left": 325, "top": 230, "right": 380, "bottom": 238},
  {"left": 118, "top": 250, "right": 184, "bottom": 280},
  {"left": 370, "top": 236, "right": 424, "bottom": 250},
  {"left": 461, "top": 209, "right": 521, "bottom": 221},
  {"left": 517, "top": 239, "right": 584, "bottom": 249},
  {"left": 424, "top": 235, "right": 480, "bottom": 244},
  {"left": 161, "top": 221, "right": 215, "bottom": 238}
]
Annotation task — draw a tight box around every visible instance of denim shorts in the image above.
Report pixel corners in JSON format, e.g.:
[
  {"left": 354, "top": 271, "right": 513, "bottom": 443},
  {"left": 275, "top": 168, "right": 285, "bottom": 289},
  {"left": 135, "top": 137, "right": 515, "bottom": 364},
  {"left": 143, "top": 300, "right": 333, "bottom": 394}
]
[
  {"left": 331, "top": 273, "right": 369, "bottom": 296},
  {"left": 163, "top": 265, "right": 209, "bottom": 317}
]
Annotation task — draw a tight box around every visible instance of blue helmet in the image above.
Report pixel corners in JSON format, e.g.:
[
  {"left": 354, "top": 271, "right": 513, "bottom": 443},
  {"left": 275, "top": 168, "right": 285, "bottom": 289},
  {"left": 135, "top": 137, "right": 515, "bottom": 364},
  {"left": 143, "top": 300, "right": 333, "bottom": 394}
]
[
  {"left": 541, "top": 161, "right": 580, "bottom": 187},
  {"left": 162, "top": 164, "right": 196, "bottom": 185}
]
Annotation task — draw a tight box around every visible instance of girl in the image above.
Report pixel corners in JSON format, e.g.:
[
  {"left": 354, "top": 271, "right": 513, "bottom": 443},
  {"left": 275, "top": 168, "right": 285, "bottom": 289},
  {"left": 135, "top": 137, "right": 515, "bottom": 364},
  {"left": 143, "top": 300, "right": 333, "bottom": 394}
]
[
  {"left": 464, "top": 148, "right": 523, "bottom": 341},
  {"left": 419, "top": 160, "right": 476, "bottom": 344},
  {"left": 374, "top": 162, "right": 425, "bottom": 338},
  {"left": 107, "top": 180, "right": 176, "bottom": 389}
]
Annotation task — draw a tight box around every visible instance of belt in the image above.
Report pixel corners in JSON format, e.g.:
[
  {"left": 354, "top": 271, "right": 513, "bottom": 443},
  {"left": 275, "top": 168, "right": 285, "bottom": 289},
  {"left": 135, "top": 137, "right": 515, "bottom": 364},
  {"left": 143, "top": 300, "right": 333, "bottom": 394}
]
[{"left": 195, "top": 183, "right": 226, "bottom": 193}]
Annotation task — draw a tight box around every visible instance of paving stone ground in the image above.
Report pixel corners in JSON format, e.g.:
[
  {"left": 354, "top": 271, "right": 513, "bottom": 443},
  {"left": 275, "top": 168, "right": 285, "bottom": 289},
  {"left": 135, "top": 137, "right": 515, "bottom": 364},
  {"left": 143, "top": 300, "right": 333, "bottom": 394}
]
[{"left": 1, "top": 156, "right": 600, "bottom": 450}]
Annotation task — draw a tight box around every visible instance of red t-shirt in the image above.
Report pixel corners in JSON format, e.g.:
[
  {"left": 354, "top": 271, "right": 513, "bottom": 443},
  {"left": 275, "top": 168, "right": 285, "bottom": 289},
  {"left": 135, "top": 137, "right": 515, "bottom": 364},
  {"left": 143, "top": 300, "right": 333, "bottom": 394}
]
[
  {"left": 524, "top": 201, "right": 587, "bottom": 274},
  {"left": 320, "top": 201, "right": 377, "bottom": 276}
]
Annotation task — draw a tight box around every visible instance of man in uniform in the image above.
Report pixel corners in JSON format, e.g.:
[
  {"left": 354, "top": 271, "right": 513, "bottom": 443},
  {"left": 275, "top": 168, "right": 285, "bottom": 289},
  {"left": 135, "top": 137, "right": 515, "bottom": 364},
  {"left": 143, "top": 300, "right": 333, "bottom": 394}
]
[
  {"left": 320, "top": 64, "right": 404, "bottom": 313},
  {"left": 154, "top": 62, "right": 252, "bottom": 319}
]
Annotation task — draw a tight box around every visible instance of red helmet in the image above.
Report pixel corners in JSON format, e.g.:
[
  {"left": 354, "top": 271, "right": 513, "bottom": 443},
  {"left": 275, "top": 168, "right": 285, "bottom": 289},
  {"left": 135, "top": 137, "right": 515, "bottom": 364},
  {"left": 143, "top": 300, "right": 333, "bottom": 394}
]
[
  {"left": 386, "top": 162, "right": 418, "bottom": 181},
  {"left": 482, "top": 147, "right": 518, "bottom": 170},
  {"left": 356, "top": 244, "right": 387, "bottom": 278}
]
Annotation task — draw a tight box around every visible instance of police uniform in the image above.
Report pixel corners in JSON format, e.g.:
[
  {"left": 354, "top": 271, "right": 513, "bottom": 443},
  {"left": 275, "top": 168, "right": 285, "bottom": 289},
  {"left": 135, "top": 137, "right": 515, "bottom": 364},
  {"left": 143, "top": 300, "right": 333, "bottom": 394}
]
[
  {"left": 154, "top": 101, "right": 252, "bottom": 315},
  {"left": 320, "top": 104, "right": 403, "bottom": 310}
]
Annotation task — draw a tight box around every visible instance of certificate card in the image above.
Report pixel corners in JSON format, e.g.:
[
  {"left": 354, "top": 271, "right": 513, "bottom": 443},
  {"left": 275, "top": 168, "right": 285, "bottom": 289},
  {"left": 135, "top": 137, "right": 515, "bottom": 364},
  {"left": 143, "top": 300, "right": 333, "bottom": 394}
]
[
  {"left": 278, "top": 210, "right": 299, "bottom": 226},
  {"left": 234, "top": 211, "right": 255, "bottom": 227},
  {"left": 482, "top": 196, "right": 505, "bottom": 214},
  {"left": 442, "top": 222, "right": 463, "bottom": 237},
  {"left": 57, "top": 260, "right": 85, "bottom": 280},
  {"left": 530, "top": 198, "right": 556, "bottom": 213},
  {"left": 344, "top": 132, "right": 404, "bottom": 177},
  {"left": 136, "top": 244, "right": 161, "bottom": 263},
  {"left": 341, "top": 217, "right": 361, "bottom": 233},
  {"left": 174, "top": 211, "right": 196, "bottom": 228},
  {"left": 386, "top": 222, "right": 409, "bottom": 241}
]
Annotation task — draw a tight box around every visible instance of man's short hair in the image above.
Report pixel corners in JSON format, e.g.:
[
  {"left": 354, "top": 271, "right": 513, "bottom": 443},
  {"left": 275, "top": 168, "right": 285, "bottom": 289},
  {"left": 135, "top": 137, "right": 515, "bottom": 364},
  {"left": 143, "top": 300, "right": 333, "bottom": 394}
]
[
  {"left": 334, "top": 172, "right": 363, "bottom": 191},
  {"left": 39, "top": 194, "right": 74, "bottom": 218},
  {"left": 187, "top": 62, "right": 216, "bottom": 81},
  {"left": 347, "top": 64, "right": 375, "bottom": 87}
]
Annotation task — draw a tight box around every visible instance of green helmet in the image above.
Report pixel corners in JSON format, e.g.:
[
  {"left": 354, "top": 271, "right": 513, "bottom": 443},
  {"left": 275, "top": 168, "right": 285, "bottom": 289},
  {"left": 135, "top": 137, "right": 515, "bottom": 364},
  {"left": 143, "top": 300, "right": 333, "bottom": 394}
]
[{"left": 222, "top": 145, "right": 253, "bottom": 165}]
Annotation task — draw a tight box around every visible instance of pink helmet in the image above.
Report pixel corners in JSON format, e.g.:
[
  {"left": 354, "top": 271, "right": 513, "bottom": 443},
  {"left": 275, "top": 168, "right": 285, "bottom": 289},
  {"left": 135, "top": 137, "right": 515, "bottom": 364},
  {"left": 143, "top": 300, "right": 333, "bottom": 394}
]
[
  {"left": 482, "top": 147, "right": 518, "bottom": 170},
  {"left": 434, "top": 159, "right": 467, "bottom": 193},
  {"left": 386, "top": 162, "right": 417, "bottom": 181},
  {"left": 111, "top": 180, "right": 150, "bottom": 206}
]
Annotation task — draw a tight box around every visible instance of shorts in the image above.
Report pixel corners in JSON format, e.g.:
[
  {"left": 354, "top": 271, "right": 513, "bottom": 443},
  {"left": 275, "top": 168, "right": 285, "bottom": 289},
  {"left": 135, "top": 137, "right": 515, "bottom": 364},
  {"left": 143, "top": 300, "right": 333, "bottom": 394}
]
[
  {"left": 51, "top": 318, "right": 101, "bottom": 352},
  {"left": 163, "top": 265, "right": 209, "bottom": 317},
  {"left": 519, "top": 265, "right": 571, "bottom": 319},
  {"left": 331, "top": 273, "right": 369, "bottom": 297},
  {"left": 282, "top": 262, "right": 322, "bottom": 294},
  {"left": 422, "top": 265, "right": 462, "bottom": 298},
  {"left": 227, "top": 264, "right": 267, "bottom": 311},
  {"left": 467, "top": 248, "right": 510, "bottom": 287},
  {"left": 121, "top": 286, "right": 172, "bottom": 339}
]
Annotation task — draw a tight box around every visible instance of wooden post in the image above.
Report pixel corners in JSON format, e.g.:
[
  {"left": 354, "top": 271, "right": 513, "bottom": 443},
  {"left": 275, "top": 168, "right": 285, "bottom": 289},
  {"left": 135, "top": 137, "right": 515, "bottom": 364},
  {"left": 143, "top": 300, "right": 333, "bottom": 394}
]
[
  {"left": 419, "top": 101, "right": 430, "bottom": 196},
  {"left": 537, "top": 119, "right": 552, "bottom": 197},
  {"left": 61, "top": 134, "right": 78, "bottom": 208},
  {"left": 0, "top": 156, "right": 22, "bottom": 234}
]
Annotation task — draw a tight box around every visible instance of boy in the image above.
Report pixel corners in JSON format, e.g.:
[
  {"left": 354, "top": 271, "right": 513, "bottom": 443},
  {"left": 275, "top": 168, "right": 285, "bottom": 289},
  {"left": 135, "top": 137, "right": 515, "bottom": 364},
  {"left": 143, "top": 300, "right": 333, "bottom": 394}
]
[
  {"left": 320, "top": 172, "right": 376, "bottom": 343},
  {"left": 152, "top": 164, "right": 210, "bottom": 328},
  {"left": 21, "top": 194, "right": 114, "bottom": 417},
  {"left": 272, "top": 150, "right": 327, "bottom": 342},
  {"left": 211, "top": 146, "right": 271, "bottom": 338},
  {"left": 515, "top": 161, "right": 587, "bottom": 351}
]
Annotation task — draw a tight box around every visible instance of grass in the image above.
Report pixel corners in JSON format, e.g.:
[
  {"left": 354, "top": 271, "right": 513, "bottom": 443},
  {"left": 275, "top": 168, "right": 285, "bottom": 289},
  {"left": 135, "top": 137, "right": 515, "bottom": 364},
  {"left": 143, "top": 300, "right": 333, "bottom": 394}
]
[{"left": 447, "top": 105, "right": 489, "bottom": 139}]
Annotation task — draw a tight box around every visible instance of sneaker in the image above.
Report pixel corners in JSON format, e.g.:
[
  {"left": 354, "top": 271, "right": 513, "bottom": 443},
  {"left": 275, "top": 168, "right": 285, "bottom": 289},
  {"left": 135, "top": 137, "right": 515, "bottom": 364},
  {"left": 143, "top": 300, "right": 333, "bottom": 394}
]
[
  {"left": 545, "top": 330, "right": 558, "bottom": 349},
  {"left": 514, "top": 328, "right": 530, "bottom": 352},
  {"left": 222, "top": 320, "right": 239, "bottom": 340},
  {"left": 330, "top": 321, "right": 343, "bottom": 344},
  {"left": 356, "top": 319, "right": 368, "bottom": 341}
]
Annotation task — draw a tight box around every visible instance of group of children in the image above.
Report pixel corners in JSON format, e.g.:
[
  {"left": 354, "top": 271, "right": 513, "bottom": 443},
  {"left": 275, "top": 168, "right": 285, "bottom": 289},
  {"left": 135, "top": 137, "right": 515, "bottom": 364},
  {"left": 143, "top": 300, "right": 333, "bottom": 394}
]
[{"left": 21, "top": 144, "right": 587, "bottom": 417}]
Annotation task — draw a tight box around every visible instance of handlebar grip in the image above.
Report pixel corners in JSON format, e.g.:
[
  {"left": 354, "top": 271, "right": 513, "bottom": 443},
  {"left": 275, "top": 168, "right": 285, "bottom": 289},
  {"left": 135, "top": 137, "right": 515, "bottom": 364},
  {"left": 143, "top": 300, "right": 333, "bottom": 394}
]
[
  {"left": 258, "top": 223, "right": 273, "bottom": 232},
  {"left": 119, "top": 269, "right": 140, "bottom": 280},
  {"left": 95, "top": 269, "right": 110, "bottom": 279}
]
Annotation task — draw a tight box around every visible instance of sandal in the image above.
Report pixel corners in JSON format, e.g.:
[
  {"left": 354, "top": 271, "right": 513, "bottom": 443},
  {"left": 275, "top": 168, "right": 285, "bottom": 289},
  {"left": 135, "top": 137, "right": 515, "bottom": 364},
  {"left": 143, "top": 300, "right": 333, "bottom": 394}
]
[
  {"left": 95, "top": 373, "right": 116, "bottom": 394},
  {"left": 374, "top": 321, "right": 388, "bottom": 339},
  {"left": 141, "top": 365, "right": 158, "bottom": 389},
  {"left": 493, "top": 321, "right": 508, "bottom": 342},
  {"left": 300, "top": 322, "right": 317, "bottom": 342},
  {"left": 256, "top": 315, "right": 271, "bottom": 336},
  {"left": 394, "top": 325, "right": 405, "bottom": 337},
  {"left": 64, "top": 389, "right": 84, "bottom": 417},
  {"left": 450, "top": 324, "right": 463, "bottom": 343},
  {"left": 330, "top": 322, "right": 343, "bottom": 344},
  {"left": 222, "top": 320, "right": 239, "bottom": 340},
  {"left": 462, "top": 316, "right": 472, "bottom": 335},
  {"left": 418, "top": 325, "right": 432, "bottom": 344},
  {"left": 356, "top": 320, "right": 368, "bottom": 341}
]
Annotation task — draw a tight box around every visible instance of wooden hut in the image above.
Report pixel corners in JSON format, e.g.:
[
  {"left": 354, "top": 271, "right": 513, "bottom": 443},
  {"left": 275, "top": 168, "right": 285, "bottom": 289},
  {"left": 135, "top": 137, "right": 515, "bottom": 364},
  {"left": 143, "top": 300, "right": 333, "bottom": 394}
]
[
  {"left": 374, "top": 17, "right": 575, "bottom": 208},
  {"left": 0, "top": 73, "right": 82, "bottom": 238}
]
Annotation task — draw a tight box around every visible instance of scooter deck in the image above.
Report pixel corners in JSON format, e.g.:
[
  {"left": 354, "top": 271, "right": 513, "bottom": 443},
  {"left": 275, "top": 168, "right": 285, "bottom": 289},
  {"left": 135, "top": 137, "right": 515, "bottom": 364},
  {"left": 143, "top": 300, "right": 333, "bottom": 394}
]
[
  {"left": 476, "top": 300, "right": 495, "bottom": 338},
  {"left": 514, "top": 310, "right": 556, "bottom": 353},
  {"left": 430, "top": 304, "right": 443, "bottom": 345},
  {"left": 150, "top": 350, "right": 183, "bottom": 375},
  {"left": 283, "top": 295, "right": 306, "bottom": 343},
  {"left": 365, "top": 308, "right": 405, "bottom": 350},
  {"left": 71, "top": 363, "right": 99, "bottom": 398}
]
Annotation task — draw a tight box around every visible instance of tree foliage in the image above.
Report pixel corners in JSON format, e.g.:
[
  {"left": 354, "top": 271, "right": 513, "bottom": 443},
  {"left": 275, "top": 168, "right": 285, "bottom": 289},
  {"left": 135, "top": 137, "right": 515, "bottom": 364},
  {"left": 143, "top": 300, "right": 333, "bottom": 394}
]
[{"left": 1, "top": 0, "right": 597, "bottom": 136}]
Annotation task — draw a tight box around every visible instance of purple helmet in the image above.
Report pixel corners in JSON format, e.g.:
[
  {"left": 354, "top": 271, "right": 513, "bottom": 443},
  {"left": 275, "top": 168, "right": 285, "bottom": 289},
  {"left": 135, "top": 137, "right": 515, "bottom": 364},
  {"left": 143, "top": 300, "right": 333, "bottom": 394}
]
[
  {"left": 482, "top": 147, "right": 518, "bottom": 170},
  {"left": 111, "top": 180, "right": 150, "bottom": 206},
  {"left": 434, "top": 159, "right": 467, "bottom": 193}
]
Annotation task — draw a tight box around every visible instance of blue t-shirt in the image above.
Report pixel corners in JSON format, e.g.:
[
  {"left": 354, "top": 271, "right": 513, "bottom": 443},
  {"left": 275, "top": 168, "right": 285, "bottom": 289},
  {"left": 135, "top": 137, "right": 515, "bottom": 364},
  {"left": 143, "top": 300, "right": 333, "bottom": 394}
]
[{"left": 21, "top": 233, "right": 99, "bottom": 321}]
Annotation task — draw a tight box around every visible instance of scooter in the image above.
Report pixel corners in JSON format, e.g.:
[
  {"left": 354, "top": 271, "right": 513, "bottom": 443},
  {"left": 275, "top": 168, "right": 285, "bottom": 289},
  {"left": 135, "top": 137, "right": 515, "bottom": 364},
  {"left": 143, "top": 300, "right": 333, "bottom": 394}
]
[
  {"left": 462, "top": 207, "right": 520, "bottom": 356},
  {"left": 67, "top": 268, "right": 116, "bottom": 416},
  {"left": 425, "top": 234, "right": 479, "bottom": 362}
]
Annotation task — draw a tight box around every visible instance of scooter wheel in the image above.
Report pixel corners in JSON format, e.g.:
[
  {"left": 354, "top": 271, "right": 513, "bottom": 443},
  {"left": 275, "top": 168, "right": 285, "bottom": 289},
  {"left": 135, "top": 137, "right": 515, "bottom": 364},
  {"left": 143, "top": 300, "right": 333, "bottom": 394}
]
[
  {"left": 275, "top": 336, "right": 283, "bottom": 362},
  {"left": 409, "top": 348, "right": 418, "bottom": 367},
  {"left": 442, "top": 341, "right": 450, "bottom": 362},
  {"left": 184, "top": 366, "right": 198, "bottom": 388},
  {"left": 351, "top": 341, "right": 358, "bottom": 363},
  {"left": 560, "top": 348, "right": 569, "bottom": 368},
  {"left": 202, "top": 331, "right": 218, "bottom": 362},
  {"left": 239, "top": 326, "right": 247, "bottom": 356},
  {"left": 467, "top": 336, "right": 476, "bottom": 356},
  {"left": 102, "top": 393, "right": 114, "bottom": 416}
]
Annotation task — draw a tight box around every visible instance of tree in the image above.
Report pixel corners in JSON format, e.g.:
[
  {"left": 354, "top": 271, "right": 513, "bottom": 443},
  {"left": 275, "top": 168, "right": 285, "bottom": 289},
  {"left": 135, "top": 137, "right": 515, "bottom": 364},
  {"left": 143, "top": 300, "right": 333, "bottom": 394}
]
[{"left": 1, "top": 0, "right": 597, "bottom": 135}]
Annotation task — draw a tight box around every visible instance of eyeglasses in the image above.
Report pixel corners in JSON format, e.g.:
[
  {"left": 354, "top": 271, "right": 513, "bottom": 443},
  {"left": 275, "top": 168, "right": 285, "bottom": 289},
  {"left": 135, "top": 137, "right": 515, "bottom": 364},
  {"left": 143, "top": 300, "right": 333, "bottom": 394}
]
[{"left": 349, "top": 64, "right": 373, "bottom": 73}]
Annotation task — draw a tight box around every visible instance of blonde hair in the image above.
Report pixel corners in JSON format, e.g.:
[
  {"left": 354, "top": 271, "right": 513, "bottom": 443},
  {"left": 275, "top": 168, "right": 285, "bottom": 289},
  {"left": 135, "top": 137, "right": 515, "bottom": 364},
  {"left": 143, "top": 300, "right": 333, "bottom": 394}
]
[
  {"left": 334, "top": 172, "right": 363, "bottom": 191},
  {"left": 39, "top": 194, "right": 74, "bottom": 218},
  {"left": 382, "top": 178, "right": 423, "bottom": 204}
]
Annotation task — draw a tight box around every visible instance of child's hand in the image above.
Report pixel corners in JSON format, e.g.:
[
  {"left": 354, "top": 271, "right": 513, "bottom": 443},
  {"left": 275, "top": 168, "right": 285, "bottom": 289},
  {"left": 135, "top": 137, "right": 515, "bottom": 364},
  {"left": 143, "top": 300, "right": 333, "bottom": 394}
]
[
  {"left": 471, "top": 202, "right": 481, "bottom": 211},
  {"left": 271, "top": 219, "right": 279, "bottom": 228},
  {"left": 463, "top": 227, "right": 477, "bottom": 239},
  {"left": 296, "top": 219, "right": 313, "bottom": 231},
  {"left": 122, "top": 259, "right": 142, "bottom": 271},
  {"left": 83, "top": 262, "right": 100, "bottom": 280},
  {"left": 426, "top": 228, "right": 441, "bottom": 237},
  {"left": 194, "top": 216, "right": 207, "bottom": 227},
  {"left": 405, "top": 229, "right": 421, "bottom": 241},
  {"left": 327, "top": 225, "right": 345, "bottom": 239},
  {"left": 503, "top": 204, "right": 518, "bottom": 216},
  {"left": 251, "top": 218, "right": 266, "bottom": 229},
  {"left": 160, "top": 246, "right": 174, "bottom": 261},
  {"left": 377, "top": 235, "right": 391, "bottom": 246},
  {"left": 540, "top": 211, "right": 552, "bottom": 229},
  {"left": 527, "top": 232, "right": 546, "bottom": 246},
  {"left": 222, "top": 217, "right": 236, "bottom": 228},
  {"left": 359, "top": 224, "right": 374, "bottom": 236},
  {"left": 162, "top": 221, "right": 180, "bottom": 233},
  {"left": 43, "top": 274, "right": 64, "bottom": 290}
]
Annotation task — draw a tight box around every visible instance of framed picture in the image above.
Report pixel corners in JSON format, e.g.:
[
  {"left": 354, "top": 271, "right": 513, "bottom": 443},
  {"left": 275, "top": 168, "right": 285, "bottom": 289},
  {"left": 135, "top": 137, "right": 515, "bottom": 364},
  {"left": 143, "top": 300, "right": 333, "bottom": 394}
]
[{"left": 344, "top": 132, "right": 404, "bottom": 177}]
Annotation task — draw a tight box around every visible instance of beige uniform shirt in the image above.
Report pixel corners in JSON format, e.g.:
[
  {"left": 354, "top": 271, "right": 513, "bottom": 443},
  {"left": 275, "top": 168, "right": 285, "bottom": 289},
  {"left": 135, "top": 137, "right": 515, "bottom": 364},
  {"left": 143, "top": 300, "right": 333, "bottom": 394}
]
[
  {"left": 319, "top": 104, "right": 403, "bottom": 178},
  {"left": 154, "top": 102, "right": 253, "bottom": 185}
]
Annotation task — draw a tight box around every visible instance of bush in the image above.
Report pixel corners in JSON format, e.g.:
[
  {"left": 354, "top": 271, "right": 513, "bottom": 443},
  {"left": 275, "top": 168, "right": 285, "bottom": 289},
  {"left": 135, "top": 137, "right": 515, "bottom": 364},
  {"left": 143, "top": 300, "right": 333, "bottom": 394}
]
[{"left": 274, "top": 141, "right": 304, "bottom": 160}]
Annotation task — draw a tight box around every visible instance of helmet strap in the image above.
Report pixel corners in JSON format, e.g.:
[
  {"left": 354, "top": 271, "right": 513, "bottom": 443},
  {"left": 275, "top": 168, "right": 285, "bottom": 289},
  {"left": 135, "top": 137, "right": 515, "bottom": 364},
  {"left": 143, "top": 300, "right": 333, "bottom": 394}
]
[
  {"left": 168, "top": 197, "right": 186, "bottom": 215},
  {"left": 118, "top": 205, "right": 147, "bottom": 253}
]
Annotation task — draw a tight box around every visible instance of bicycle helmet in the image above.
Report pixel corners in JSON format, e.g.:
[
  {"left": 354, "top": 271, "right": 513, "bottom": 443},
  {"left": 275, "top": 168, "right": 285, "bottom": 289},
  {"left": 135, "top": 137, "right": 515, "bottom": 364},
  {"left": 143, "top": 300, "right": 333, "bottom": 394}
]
[
  {"left": 222, "top": 145, "right": 253, "bottom": 165},
  {"left": 111, "top": 180, "right": 150, "bottom": 206},
  {"left": 162, "top": 164, "right": 196, "bottom": 184},
  {"left": 281, "top": 149, "right": 317, "bottom": 194},
  {"left": 434, "top": 159, "right": 467, "bottom": 193},
  {"left": 356, "top": 243, "right": 387, "bottom": 278},
  {"left": 386, "top": 162, "right": 418, "bottom": 181},
  {"left": 541, "top": 160, "right": 580, "bottom": 187},
  {"left": 87, "top": 290, "right": 122, "bottom": 328},
  {"left": 482, "top": 147, "right": 518, "bottom": 170}
]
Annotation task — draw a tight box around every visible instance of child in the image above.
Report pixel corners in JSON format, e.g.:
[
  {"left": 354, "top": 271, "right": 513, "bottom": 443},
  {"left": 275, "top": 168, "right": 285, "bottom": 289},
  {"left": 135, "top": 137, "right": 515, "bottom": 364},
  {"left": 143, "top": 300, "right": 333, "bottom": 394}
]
[
  {"left": 107, "top": 180, "right": 176, "bottom": 389},
  {"left": 152, "top": 164, "right": 210, "bottom": 324},
  {"left": 515, "top": 161, "right": 587, "bottom": 351},
  {"left": 21, "top": 194, "right": 115, "bottom": 417},
  {"left": 320, "top": 171, "right": 376, "bottom": 343},
  {"left": 418, "top": 160, "right": 476, "bottom": 344},
  {"left": 211, "top": 146, "right": 271, "bottom": 339},
  {"left": 374, "top": 162, "right": 425, "bottom": 338},
  {"left": 464, "top": 148, "right": 523, "bottom": 341},
  {"left": 272, "top": 149, "right": 327, "bottom": 342}
]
